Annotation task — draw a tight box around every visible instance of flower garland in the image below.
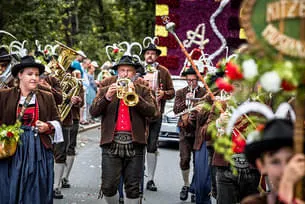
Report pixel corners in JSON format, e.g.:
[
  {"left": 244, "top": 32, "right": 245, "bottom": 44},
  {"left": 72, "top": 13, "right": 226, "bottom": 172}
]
[{"left": 0, "top": 121, "right": 23, "bottom": 144}]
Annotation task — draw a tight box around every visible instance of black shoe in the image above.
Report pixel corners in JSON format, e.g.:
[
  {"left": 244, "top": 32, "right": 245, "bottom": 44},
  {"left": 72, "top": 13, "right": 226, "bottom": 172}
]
[
  {"left": 53, "top": 188, "right": 64, "bottom": 199},
  {"left": 62, "top": 178, "right": 71, "bottom": 188},
  {"left": 119, "top": 197, "right": 124, "bottom": 204},
  {"left": 146, "top": 180, "right": 157, "bottom": 191},
  {"left": 180, "top": 186, "right": 189, "bottom": 201},
  {"left": 191, "top": 193, "right": 196, "bottom": 203}
]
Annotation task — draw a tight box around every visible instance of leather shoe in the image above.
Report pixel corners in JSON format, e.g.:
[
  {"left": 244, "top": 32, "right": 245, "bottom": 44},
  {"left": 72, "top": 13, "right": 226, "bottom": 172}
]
[
  {"left": 62, "top": 178, "right": 71, "bottom": 188},
  {"left": 180, "top": 186, "right": 189, "bottom": 201},
  {"left": 146, "top": 180, "right": 157, "bottom": 191},
  {"left": 53, "top": 188, "right": 63, "bottom": 199},
  {"left": 191, "top": 193, "right": 196, "bottom": 203}
]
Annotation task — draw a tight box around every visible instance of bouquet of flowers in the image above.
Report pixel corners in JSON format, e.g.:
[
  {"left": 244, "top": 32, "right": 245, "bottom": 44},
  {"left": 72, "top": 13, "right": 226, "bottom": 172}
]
[{"left": 0, "top": 121, "right": 23, "bottom": 159}]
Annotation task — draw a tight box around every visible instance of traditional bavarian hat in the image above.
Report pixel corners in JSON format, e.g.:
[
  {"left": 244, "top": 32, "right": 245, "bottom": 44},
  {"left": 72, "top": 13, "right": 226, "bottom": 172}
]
[
  {"left": 244, "top": 119, "right": 296, "bottom": 166},
  {"left": 0, "top": 47, "right": 12, "bottom": 62},
  {"left": 11, "top": 55, "right": 45, "bottom": 77}
]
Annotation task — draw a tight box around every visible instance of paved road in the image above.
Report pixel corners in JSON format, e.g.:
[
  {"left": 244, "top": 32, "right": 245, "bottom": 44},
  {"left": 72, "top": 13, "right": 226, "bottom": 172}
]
[{"left": 54, "top": 127, "right": 215, "bottom": 204}]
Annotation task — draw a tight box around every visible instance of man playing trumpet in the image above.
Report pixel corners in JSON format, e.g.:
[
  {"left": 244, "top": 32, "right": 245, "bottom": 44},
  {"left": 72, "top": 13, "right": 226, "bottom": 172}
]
[
  {"left": 173, "top": 65, "right": 206, "bottom": 202},
  {"left": 90, "top": 55, "right": 157, "bottom": 204}
]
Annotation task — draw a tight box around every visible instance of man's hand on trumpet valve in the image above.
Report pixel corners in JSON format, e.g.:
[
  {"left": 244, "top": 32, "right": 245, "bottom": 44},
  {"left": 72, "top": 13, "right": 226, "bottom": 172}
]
[{"left": 105, "top": 83, "right": 117, "bottom": 100}]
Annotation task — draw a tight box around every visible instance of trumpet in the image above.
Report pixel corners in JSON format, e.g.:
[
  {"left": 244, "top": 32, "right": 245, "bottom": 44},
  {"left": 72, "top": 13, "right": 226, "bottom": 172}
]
[
  {"left": 186, "top": 84, "right": 196, "bottom": 110},
  {"left": 174, "top": 106, "right": 199, "bottom": 118},
  {"left": 116, "top": 78, "right": 139, "bottom": 106}
]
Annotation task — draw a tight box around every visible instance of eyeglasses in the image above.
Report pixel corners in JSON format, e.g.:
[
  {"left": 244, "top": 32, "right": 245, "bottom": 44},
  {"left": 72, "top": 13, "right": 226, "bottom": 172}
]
[{"left": 186, "top": 79, "right": 197, "bottom": 82}]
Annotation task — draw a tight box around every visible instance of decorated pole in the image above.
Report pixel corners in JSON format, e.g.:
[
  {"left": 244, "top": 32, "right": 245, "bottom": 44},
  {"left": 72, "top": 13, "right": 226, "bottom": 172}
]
[
  {"left": 165, "top": 22, "right": 216, "bottom": 102},
  {"left": 240, "top": 0, "right": 305, "bottom": 198}
]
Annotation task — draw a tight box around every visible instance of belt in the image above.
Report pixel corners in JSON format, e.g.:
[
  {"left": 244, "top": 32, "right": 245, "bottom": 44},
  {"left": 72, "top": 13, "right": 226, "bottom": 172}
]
[{"left": 113, "top": 132, "right": 132, "bottom": 144}]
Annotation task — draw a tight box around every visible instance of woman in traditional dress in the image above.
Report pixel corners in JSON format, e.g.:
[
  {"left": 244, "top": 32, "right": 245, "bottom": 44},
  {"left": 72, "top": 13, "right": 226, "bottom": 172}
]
[{"left": 0, "top": 55, "right": 62, "bottom": 204}]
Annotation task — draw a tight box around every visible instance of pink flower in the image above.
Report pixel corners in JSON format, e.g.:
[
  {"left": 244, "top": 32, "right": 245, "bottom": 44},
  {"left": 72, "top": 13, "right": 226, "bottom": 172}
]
[
  {"left": 215, "top": 78, "right": 234, "bottom": 92},
  {"left": 225, "top": 62, "right": 243, "bottom": 80}
]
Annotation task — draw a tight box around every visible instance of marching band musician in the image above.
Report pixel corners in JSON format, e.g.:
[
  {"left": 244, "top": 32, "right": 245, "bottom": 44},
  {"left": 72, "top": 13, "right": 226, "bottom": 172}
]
[
  {"left": 0, "top": 56, "right": 62, "bottom": 203},
  {"left": 0, "top": 47, "right": 17, "bottom": 88},
  {"left": 90, "top": 55, "right": 157, "bottom": 204},
  {"left": 0, "top": 47, "right": 11, "bottom": 74},
  {"left": 173, "top": 65, "right": 207, "bottom": 202},
  {"left": 61, "top": 69, "right": 84, "bottom": 190},
  {"left": 53, "top": 63, "right": 84, "bottom": 199},
  {"left": 142, "top": 42, "right": 175, "bottom": 191}
]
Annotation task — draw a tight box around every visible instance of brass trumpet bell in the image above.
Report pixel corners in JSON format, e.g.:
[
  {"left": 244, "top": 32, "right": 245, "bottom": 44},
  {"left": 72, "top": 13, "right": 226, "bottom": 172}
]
[
  {"left": 123, "top": 91, "right": 139, "bottom": 107},
  {"left": 116, "top": 78, "right": 139, "bottom": 106}
]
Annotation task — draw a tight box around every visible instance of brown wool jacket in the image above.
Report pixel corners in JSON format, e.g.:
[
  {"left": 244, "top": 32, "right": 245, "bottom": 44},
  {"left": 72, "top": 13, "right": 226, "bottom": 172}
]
[
  {"left": 173, "top": 86, "right": 207, "bottom": 136},
  {"left": 90, "top": 76, "right": 157, "bottom": 145},
  {"left": 37, "top": 75, "right": 63, "bottom": 105},
  {"left": 0, "top": 87, "right": 60, "bottom": 149},
  {"left": 156, "top": 64, "right": 175, "bottom": 113}
]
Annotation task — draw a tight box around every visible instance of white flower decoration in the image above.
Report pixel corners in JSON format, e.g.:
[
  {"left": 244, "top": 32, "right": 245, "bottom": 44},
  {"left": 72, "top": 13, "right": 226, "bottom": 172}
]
[
  {"left": 242, "top": 59, "right": 258, "bottom": 79},
  {"left": 260, "top": 71, "right": 281, "bottom": 93}
]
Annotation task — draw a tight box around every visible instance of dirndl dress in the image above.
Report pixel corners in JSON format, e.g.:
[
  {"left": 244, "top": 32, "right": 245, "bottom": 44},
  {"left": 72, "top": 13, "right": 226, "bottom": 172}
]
[{"left": 9, "top": 125, "right": 54, "bottom": 204}]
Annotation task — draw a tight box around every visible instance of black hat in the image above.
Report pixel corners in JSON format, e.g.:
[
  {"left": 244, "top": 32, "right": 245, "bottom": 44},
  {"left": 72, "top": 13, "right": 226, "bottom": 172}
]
[
  {"left": 142, "top": 43, "right": 162, "bottom": 56},
  {"left": 0, "top": 47, "right": 11, "bottom": 62},
  {"left": 11, "top": 56, "right": 45, "bottom": 77},
  {"left": 244, "top": 119, "right": 295, "bottom": 166},
  {"left": 181, "top": 66, "right": 197, "bottom": 76},
  {"left": 112, "top": 55, "right": 143, "bottom": 73}
]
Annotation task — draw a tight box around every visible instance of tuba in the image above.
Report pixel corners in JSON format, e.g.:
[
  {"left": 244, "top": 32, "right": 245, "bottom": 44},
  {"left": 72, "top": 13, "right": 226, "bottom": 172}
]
[
  {"left": 53, "top": 41, "right": 82, "bottom": 121},
  {"left": 59, "top": 73, "right": 82, "bottom": 121},
  {"left": 116, "top": 78, "right": 139, "bottom": 107}
]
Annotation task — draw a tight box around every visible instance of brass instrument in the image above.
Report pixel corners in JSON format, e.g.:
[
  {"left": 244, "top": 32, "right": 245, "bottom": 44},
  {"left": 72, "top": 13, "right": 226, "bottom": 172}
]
[
  {"left": 0, "top": 55, "right": 18, "bottom": 88},
  {"left": 55, "top": 41, "right": 78, "bottom": 71},
  {"left": 59, "top": 73, "right": 82, "bottom": 121},
  {"left": 52, "top": 41, "right": 82, "bottom": 121},
  {"left": 116, "top": 78, "right": 139, "bottom": 106}
]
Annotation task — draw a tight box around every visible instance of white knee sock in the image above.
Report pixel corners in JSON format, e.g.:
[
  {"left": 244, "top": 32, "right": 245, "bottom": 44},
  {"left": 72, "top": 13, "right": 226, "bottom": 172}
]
[
  {"left": 147, "top": 152, "right": 157, "bottom": 181},
  {"left": 182, "top": 169, "right": 190, "bottom": 187},
  {"left": 104, "top": 193, "right": 119, "bottom": 204},
  {"left": 125, "top": 197, "right": 139, "bottom": 204}
]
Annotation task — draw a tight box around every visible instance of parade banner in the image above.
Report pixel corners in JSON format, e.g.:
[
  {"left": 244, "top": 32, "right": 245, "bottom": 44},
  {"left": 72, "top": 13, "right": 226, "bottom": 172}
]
[
  {"left": 240, "top": 0, "right": 305, "bottom": 60},
  {"left": 154, "top": 0, "right": 245, "bottom": 75}
]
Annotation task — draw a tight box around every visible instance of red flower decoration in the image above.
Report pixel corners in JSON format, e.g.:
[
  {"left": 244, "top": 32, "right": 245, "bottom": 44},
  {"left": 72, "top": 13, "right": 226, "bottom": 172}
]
[
  {"left": 225, "top": 62, "right": 243, "bottom": 80},
  {"left": 281, "top": 80, "right": 296, "bottom": 91},
  {"left": 190, "top": 48, "right": 202, "bottom": 60},
  {"left": 216, "top": 78, "right": 234, "bottom": 92},
  {"left": 43, "top": 50, "right": 48, "bottom": 54},
  {"left": 231, "top": 130, "right": 246, "bottom": 153},
  {"left": 256, "top": 124, "right": 265, "bottom": 131},
  {"left": 113, "top": 48, "right": 119, "bottom": 54},
  {"left": 6, "top": 132, "right": 14, "bottom": 138}
]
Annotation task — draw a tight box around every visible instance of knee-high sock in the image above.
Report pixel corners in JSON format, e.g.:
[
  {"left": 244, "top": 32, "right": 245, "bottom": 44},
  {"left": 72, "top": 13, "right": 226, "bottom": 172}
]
[
  {"left": 182, "top": 169, "right": 190, "bottom": 187},
  {"left": 104, "top": 193, "right": 119, "bottom": 204},
  {"left": 54, "top": 163, "right": 65, "bottom": 189},
  {"left": 63, "top": 155, "right": 75, "bottom": 180},
  {"left": 147, "top": 152, "right": 157, "bottom": 181},
  {"left": 125, "top": 197, "right": 139, "bottom": 204}
]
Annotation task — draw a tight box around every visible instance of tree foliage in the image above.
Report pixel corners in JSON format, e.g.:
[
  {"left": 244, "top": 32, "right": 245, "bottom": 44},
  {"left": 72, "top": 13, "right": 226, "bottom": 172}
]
[{"left": 0, "top": 0, "right": 155, "bottom": 64}]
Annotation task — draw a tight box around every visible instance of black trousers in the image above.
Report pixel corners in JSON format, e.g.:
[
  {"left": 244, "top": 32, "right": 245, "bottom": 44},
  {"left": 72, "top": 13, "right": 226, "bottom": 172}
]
[
  {"left": 101, "top": 144, "right": 145, "bottom": 199},
  {"left": 54, "top": 126, "right": 71, "bottom": 163},
  {"left": 67, "top": 120, "right": 80, "bottom": 156},
  {"left": 147, "top": 117, "right": 162, "bottom": 153}
]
